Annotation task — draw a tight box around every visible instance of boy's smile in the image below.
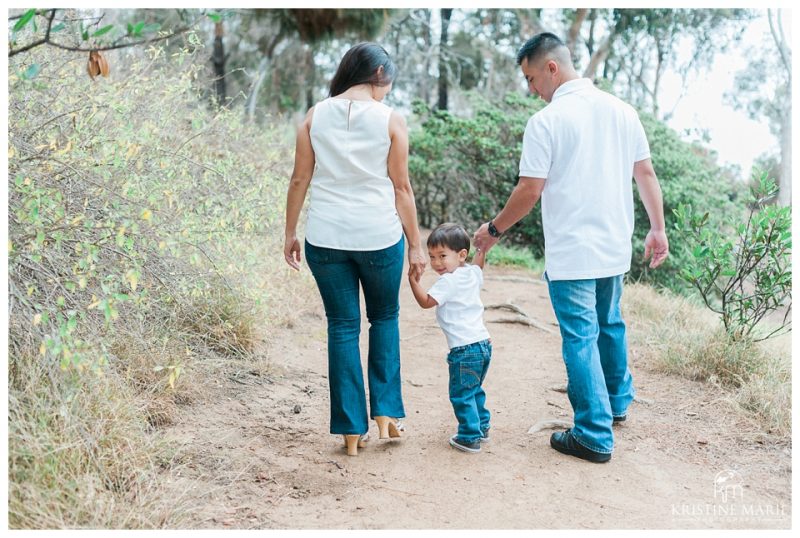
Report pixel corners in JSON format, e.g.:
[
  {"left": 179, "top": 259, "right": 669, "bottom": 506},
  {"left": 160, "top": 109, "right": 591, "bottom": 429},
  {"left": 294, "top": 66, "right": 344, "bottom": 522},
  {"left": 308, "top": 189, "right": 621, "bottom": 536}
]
[{"left": 428, "top": 244, "right": 468, "bottom": 275}]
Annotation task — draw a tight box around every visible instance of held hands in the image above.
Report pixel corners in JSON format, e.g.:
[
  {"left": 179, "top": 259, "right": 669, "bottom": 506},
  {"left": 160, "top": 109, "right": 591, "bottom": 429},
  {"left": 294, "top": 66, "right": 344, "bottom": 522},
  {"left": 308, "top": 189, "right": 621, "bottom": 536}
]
[
  {"left": 473, "top": 222, "right": 499, "bottom": 254},
  {"left": 407, "top": 246, "right": 426, "bottom": 282},
  {"left": 643, "top": 229, "right": 669, "bottom": 268},
  {"left": 284, "top": 235, "right": 302, "bottom": 271}
]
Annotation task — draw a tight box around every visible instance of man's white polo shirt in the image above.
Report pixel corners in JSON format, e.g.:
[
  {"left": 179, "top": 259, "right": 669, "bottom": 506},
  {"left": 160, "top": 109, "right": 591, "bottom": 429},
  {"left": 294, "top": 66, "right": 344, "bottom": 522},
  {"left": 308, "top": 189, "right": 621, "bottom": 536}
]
[{"left": 519, "top": 78, "right": 651, "bottom": 281}]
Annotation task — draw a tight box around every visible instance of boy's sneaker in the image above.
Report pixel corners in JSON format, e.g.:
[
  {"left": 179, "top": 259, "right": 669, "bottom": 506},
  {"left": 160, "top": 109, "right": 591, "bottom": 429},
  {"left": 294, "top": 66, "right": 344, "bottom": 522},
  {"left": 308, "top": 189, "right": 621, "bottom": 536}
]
[
  {"left": 479, "top": 428, "right": 490, "bottom": 443},
  {"left": 449, "top": 435, "right": 481, "bottom": 453}
]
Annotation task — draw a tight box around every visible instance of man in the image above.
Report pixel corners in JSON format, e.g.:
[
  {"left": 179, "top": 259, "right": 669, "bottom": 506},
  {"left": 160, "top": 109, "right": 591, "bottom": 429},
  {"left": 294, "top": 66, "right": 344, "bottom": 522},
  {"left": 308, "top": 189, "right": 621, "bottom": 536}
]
[{"left": 473, "top": 32, "right": 669, "bottom": 463}]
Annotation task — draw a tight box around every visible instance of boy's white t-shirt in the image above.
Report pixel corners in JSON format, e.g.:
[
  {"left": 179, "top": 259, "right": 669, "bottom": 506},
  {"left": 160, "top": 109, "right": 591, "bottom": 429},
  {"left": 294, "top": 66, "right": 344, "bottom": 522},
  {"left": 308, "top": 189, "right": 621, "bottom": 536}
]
[{"left": 427, "top": 264, "right": 490, "bottom": 349}]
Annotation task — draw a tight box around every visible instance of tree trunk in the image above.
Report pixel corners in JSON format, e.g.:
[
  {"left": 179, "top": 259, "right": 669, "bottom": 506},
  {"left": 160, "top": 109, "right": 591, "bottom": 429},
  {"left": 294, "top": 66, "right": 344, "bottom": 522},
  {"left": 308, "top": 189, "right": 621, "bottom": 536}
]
[
  {"left": 566, "top": 9, "right": 588, "bottom": 59},
  {"left": 768, "top": 9, "right": 792, "bottom": 206},
  {"left": 246, "top": 57, "right": 269, "bottom": 121},
  {"left": 779, "top": 97, "right": 792, "bottom": 206},
  {"left": 437, "top": 8, "right": 453, "bottom": 111},
  {"left": 421, "top": 9, "right": 432, "bottom": 107},
  {"left": 305, "top": 46, "right": 315, "bottom": 110},
  {"left": 212, "top": 21, "right": 226, "bottom": 106},
  {"left": 515, "top": 8, "right": 543, "bottom": 38}
]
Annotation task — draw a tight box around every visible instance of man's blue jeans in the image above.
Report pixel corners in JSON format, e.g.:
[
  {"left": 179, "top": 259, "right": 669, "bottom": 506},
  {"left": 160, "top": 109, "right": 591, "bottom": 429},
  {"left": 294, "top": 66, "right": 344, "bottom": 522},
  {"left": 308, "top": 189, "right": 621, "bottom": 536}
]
[
  {"left": 305, "top": 238, "right": 406, "bottom": 436},
  {"left": 447, "top": 339, "right": 492, "bottom": 443},
  {"left": 546, "top": 274, "right": 634, "bottom": 454}
]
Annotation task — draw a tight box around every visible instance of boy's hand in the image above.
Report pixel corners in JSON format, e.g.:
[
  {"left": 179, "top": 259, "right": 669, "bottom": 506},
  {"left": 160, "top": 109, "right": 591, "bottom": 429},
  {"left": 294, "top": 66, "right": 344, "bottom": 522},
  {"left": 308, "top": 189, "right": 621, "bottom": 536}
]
[{"left": 408, "top": 264, "right": 423, "bottom": 283}]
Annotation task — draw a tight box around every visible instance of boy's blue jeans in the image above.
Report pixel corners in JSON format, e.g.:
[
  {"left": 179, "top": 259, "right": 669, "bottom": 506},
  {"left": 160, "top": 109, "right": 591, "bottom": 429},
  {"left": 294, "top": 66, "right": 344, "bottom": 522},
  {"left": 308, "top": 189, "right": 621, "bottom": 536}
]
[
  {"left": 546, "top": 273, "right": 635, "bottom": 454},
  {"left": 447, "top": 339, "right": 492, "bottom": 443},
  {"left": 305, "top": 237, "right": 406, "bottom": 436}
]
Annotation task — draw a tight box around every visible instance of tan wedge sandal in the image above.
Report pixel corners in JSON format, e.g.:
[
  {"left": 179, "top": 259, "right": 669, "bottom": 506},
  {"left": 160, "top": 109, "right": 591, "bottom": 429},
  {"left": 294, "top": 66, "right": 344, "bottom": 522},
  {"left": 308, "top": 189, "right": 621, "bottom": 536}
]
[
  {"left": 342, "top": 433, "right": 369, "bottom": 456},
  {"left": 374, "top": 416, "right": 405, "bottom": 439}
]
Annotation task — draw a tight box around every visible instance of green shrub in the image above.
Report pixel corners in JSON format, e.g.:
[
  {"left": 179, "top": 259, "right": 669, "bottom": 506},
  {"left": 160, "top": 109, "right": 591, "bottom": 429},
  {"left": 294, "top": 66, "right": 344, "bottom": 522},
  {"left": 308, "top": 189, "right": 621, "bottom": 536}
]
[{"left": 673, "top": 172, "right": 791, "bottom": 341}]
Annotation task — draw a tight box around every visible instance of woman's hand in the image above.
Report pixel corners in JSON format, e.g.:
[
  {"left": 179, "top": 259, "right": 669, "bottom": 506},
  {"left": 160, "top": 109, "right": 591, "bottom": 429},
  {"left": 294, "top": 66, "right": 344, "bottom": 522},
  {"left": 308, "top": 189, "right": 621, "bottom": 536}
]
[
  {"left": 284, "top": 235, "right": 302, "bottom": 270},
  {"left": 407, "top": 245, "right": 426, "bottom": 282}
]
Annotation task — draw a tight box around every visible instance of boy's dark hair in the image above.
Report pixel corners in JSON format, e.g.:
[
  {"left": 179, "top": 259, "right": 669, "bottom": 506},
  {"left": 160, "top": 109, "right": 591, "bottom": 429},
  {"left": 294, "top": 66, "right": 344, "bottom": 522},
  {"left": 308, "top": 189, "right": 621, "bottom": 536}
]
[{"left": 427, "top": 223, "right": 470, "bottom": 252}]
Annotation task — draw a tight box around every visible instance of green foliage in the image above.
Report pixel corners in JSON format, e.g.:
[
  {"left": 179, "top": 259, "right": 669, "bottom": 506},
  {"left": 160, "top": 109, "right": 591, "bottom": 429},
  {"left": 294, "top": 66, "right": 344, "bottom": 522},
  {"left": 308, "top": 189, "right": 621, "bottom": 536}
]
[
  {"left": 8, "top": 40, "right": 285, "bottom": 375},
  {"left": 409, "top": 91, "right": 545, "bottom": 253},
  {"left": 9, "top": 9, "right": 174, "bottom": 57},
  {"left": 410, "top": 90, "right": 742, "bottom": 289},
  {"left": 481, "top": 244, "right": 544, "bottom": 273},
  {"left": 673, "top": 172, "right": 792, "bottom": 342}
]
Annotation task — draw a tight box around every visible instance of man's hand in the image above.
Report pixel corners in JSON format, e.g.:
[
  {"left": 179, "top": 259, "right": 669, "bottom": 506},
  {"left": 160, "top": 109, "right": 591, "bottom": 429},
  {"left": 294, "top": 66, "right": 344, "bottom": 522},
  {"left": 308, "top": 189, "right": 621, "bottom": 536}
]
[
  {"left": 473, "top": 222, "right": 500, "bottom": 254},
  {"left": 643, "top": 229, "right": 669, "bottom": 268}
]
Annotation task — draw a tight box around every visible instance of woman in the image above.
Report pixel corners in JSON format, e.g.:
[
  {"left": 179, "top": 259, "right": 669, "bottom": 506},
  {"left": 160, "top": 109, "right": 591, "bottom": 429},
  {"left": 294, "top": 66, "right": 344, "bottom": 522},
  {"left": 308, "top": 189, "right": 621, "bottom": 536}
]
[{"left": 284, "top": 43, "right": 425, "bottom": 456}]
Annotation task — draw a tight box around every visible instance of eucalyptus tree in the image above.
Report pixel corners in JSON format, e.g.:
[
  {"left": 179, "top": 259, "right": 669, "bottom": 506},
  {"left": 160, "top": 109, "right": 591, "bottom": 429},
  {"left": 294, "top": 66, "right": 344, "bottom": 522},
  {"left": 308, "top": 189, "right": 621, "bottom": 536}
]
[{"left": 728, "top": 9, "right": 791, "bottom": 205}]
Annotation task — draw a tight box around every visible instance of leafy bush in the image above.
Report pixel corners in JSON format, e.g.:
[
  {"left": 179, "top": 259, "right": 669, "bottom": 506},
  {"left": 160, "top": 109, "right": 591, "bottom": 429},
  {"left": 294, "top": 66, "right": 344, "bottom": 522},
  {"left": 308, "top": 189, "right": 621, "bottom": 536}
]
[
  {"left": 409, "top": 92, "right": 545, "bottom": 253},
  {"left": 673, "top": 173, "right": 791, "bottom": 341},
  {"left": 8, "top": 37, "right": 291, "bottom": 528},
  {"left": 409, "top": 90, "right": 743, "bottom": 290}
]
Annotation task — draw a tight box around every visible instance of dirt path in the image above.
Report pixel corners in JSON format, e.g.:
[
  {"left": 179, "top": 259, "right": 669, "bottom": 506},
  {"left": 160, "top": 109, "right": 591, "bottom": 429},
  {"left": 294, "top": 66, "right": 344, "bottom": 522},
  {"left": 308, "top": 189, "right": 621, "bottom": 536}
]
[{"left": 159, "top": 265, "right": 791, "bottom": 529}]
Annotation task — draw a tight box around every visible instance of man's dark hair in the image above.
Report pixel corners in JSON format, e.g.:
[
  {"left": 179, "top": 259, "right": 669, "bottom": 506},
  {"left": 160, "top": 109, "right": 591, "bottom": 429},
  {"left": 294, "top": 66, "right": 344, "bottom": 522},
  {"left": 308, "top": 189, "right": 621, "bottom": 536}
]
[
  {"left": 516, "top": 32, "right": 566, "bottom": 66},
  {"left": 427, "top": 223, "right": 470, "bottom": 252},
  {"left": 329, "top": 42, "right": 397, "bottom": 97}
]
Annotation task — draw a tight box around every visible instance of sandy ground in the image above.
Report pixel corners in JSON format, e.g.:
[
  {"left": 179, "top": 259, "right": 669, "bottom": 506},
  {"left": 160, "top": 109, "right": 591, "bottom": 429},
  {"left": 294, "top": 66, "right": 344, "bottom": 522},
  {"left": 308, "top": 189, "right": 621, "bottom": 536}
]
[{"left": 158, "top": 264, "right": 791, "bottom": 529}]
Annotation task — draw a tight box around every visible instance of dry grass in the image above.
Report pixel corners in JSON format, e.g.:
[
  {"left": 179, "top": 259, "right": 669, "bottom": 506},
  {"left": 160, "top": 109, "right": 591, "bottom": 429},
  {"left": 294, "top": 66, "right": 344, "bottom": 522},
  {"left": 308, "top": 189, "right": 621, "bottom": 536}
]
[
  {"left": 623, "top": 283, "right": 791, "bottom": 439},
  {"left": 7, "top": 348, "right": 191, "bottom": 528}
]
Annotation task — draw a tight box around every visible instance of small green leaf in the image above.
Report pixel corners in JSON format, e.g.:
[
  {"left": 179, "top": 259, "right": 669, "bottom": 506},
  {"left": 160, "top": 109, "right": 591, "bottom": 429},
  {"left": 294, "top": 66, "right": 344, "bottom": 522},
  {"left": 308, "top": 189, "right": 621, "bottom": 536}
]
[
  {"left": 13, "top": 9, "right": 36, "bottom": 32},
  {"left": 92, "top": 24, "right": 114, "bottom": 37},
  {"left": 51, "top": 22, "right": 65, "bottom": 32},
  {"left": 22, "top": 63, "right": 40, "bottom": 80},
  {"left": 207, "top": 12, "right": 221, "bottom": 23},
  {"left": 142, "top": 23, "right": 161, "bottom": 34}
]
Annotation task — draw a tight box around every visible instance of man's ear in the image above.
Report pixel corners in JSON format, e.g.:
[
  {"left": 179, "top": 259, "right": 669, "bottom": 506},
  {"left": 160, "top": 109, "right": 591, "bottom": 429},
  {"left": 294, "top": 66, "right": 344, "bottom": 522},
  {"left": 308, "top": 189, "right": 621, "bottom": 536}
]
[{"left": 547, "top": 59, "right": 559, "bottom": 75}]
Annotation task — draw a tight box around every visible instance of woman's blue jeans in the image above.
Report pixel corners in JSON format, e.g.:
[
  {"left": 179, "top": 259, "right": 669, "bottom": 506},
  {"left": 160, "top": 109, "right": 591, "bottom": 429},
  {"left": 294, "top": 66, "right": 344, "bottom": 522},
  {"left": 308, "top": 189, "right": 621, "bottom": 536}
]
[
  {"left": 546, "top": 274, "right": 635, "bottom": 454},
  {"left": 305, "top": 237, "right": 406, "bottom": 435}
]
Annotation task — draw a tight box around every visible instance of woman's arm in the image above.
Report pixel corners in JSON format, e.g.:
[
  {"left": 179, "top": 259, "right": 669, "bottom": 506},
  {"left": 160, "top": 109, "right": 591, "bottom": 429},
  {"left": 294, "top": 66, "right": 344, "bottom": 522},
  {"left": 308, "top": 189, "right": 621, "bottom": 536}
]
[
  {"left": 284, "top": 107, "right": 315, "bottom": 270},
  {"left": 388, "top": 111, "right": 426, "bottom": 280}
]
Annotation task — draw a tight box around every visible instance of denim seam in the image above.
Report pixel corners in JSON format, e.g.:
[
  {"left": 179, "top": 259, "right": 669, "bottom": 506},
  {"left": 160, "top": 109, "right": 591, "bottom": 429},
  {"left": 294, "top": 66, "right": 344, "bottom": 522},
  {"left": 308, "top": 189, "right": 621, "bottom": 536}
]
[{"left": 572, "top": 431, "right": 613, "bottom": 454}]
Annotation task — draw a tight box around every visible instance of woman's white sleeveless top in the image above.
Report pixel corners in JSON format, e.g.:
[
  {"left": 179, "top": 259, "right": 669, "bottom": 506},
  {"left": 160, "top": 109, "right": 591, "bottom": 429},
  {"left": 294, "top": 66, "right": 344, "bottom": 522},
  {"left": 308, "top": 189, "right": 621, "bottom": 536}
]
[{"left": 305, "top": 97, "right": 403, "bottom": 251}]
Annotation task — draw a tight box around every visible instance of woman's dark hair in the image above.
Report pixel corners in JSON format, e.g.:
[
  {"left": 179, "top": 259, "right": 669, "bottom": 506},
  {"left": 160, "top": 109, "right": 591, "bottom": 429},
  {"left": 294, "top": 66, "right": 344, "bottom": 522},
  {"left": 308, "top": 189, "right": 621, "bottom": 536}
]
[
  {"left": 329, "top": 42, "right": 397, "bottom": 97},
  {"left": 427, "top": 223, "right": 470, "bottom": 253}
]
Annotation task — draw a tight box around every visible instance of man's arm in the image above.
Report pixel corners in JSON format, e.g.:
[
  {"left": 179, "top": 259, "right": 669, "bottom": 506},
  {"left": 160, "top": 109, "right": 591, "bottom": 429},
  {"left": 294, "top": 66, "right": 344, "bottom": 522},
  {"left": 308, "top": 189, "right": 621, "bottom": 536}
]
[
  {"left": 632, "top": 158, "right": 669, "bottom": 268},
  {"left": 473, "top": 177, "right": 545, "bottom": 252},
  {"left": 408, "top": 273, "right": 438, "bottom": 309}
]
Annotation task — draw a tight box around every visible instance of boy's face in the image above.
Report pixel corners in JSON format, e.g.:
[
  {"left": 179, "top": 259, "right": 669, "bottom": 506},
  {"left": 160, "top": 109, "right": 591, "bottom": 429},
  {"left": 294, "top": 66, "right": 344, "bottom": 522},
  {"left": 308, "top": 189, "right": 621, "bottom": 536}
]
[{"left": 428, "top": 244, "right": 468, "bottom": 275}]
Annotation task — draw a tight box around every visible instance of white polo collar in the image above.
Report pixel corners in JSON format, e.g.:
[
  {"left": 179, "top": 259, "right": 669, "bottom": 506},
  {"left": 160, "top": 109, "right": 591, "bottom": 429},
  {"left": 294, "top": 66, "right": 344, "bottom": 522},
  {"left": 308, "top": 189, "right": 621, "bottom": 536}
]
[{"left": 552, "top": 78, "right": 594, "bottom": 101}]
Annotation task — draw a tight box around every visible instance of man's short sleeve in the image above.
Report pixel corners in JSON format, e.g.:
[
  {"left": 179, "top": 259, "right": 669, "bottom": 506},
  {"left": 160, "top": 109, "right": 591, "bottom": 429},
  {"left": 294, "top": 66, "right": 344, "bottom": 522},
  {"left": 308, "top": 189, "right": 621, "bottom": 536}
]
[
  {"left": 427, "top": 274, "right": 453, "bottom": 306},
  {"left": 633, "top": 113, "right": 651, "bottom": 162},
  {"left": 519, "top": 114, "right": 551, "bottom": 178}
]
